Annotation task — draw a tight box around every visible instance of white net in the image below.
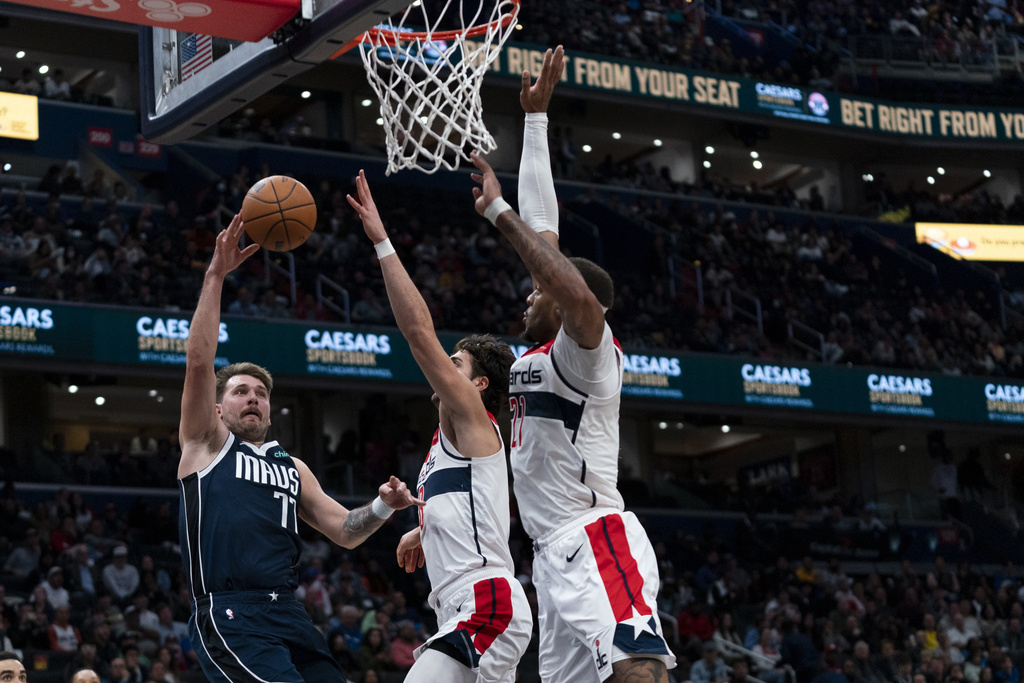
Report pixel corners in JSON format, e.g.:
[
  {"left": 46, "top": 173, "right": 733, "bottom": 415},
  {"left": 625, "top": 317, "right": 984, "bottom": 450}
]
[{"left": 358, "top": 0, "right": 520, "bottom": 175}]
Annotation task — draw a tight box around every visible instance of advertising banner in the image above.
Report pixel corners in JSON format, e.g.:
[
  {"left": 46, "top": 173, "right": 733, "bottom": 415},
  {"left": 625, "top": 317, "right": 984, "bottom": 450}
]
[
  {"left": 916, "top": 223, "right": 1024, "bottom": 261},
  {"left": 0, "top": 93, "right": 39, "bottom": 141},
  {"left": 468, "top": 42, "right": 1024, "bottom": 144},
  {"left": 0, "top": 299, "right": 1019, "bottom": 426}
]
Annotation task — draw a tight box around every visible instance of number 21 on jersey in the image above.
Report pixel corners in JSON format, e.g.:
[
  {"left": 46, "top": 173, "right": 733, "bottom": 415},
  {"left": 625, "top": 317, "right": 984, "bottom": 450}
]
[{"left": 509, "top": 396, "right": 526, "bottom": 448}]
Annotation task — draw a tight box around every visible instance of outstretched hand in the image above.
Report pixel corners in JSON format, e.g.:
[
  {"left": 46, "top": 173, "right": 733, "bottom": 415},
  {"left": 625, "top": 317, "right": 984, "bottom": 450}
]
[
  {"left": 379, "top": 475, "right": 425, "bottom": 510},
  {"left": 346, "top": 170, "right": 388, "bottom": 244},
  {"left": 470, "top": 151, "right": 504, "bottom": 217},
  {"left": 396, "top": 527, "right": 424, "bottom": 573},
  {"left": 209, "top": 214, "right": 259, "bottom": 276},
  {"left": 520, "top": 45, "right": 565, "bottom": 114}
]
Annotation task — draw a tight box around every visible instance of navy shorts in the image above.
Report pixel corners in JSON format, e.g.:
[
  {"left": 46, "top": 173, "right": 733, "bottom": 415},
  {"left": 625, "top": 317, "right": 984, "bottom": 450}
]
[{"left": 189, "top": 590, "right": 343, "bottom": 683}]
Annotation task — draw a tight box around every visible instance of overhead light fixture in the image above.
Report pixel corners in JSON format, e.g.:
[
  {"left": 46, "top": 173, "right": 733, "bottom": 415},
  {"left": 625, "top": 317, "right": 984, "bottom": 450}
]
[
  {"left": 721, "top": 424, "right": 730, "bottom": 433},
  {"left": 582, "top": 144, "right": 592, "bottom": 153},
  {"left": 703, "top": 160, "right": 711, "bottom": 168},
  {"left": 38, "top": 65, "right": 49, "bottom": 75},
  {"left": 705, "top": 145, "right": 715, "bottom": 154},
  {"left": 156, "top": 395, "right": 165, "bottom": 403},
  {"left": 753, "top": 160, "right": 763, "bottom": 169},
  {"left": 750, "top": 151, "right": 759, "bottom": 159},
  {"left": 15, "top": 51, "right": 25, "bottom": 59},
  {"left": 984, "top": 169, "right": 992, "bottom": 178},
  {"left": 675, "top": 422, "right": 684, "bottom": 429},
  {"left": 927, "top": 176, "right": 935, "bottom": 185},
  {"left": 658, "top": 421, "right": 667, "bottom": 430},
  {"left": 95, "top": 397, "right": 106, "bottom": 406},
  {"left": 653, "top": 139, "right": 663, "bottom": 147},
  {"left": 899, "top": 444, "right": 907, "bottom": 452},
  {"left": 149, "top": 389, "right": 158, "bottom": 397},
  {"left": 2, "top": 164, "right": 10, "bottom": 172},
  {"left": 612, "top": 132, "right": 622, "bottom": 140},
  {"left": 300, "top": 90, "right": 311, "bottom": 99},
  {"left": 375, "top": 118, "right": 383, "bottom": 126},
  {"left": 360, "top": 99, "right": 372, "bottom": 107},
  {"left": 937, "top": 167, "right": 945, "bottom": 175},
  {"left": 68, "top": 385, "right": 78, "bottom": 394},
  {"left": 1006, "top": 453, "right": 1012, "bottom": 460}
]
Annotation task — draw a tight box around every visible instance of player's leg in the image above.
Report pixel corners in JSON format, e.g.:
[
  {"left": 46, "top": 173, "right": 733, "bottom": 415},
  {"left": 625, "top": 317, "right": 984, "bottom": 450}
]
[
  {"left": 609, "top": 657, "right": 670, "bottom": 683},
  {"left": 534, "top": 552, "right": 602, "bottom": 682},
  {"left": 476, "top": 577, "right": 533, "bottom": 683},
  {"left": 405, "top": 649, "right": 476, "bottom": 683}
]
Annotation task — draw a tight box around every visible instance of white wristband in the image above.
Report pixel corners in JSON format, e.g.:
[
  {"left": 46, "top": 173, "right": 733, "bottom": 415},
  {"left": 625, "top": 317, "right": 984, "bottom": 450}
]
[
  {"left": 484, "top": 197, "right": 513, "bottom": 226},
  {"left": 374, "top": 238, "right": 395, "bottom": 259},
  {"left": 371, "top": 496, "right": 394, "bottom": 520}
]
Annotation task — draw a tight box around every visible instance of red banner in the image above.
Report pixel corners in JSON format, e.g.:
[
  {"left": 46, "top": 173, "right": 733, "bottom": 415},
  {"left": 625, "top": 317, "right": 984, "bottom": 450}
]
[{"left": 1, "top": 0, "right": 298, "bottom": 42}]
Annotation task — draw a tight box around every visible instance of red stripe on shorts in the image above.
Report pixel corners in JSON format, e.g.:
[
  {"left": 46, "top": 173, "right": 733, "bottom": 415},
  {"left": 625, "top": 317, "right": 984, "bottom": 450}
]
[
  {"left": 585, "top": 514, "right": 651, "bottom": 622},
  {"left": 456, "top": 577, "right": 514, "bottom": 655}
]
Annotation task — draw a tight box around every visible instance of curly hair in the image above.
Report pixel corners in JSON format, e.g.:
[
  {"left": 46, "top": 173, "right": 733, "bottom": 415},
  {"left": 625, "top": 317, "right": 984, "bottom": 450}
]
[
  {"left": 569, "top": 257, "right": 615, "bottom": 310},
  {"left": 453, "top": 334, "right": 516, "bottom": 415},
  {"left": 215, "top": 362, "right": 274, "bottom": 402}
]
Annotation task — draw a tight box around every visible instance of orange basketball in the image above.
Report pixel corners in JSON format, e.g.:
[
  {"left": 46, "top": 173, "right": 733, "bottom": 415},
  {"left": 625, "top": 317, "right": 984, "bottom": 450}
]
[{"left": 241, "top": 176, "right": 317, "bottom": 252}]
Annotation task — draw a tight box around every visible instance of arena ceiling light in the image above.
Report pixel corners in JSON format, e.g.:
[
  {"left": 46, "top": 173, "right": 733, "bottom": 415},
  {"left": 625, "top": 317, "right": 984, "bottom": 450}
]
[
  {"left": 360, "top": 99, "right": 372, "bottom": 107},
  {"left": 612, "top": 132, "right": 622, "bottom": 140},
  {"left": 3, "top": 163, "right": 11, "bottom": 172},
  {"left": 653, "top": 139, "right": 663, "bottom": 147},
  {"left": 300, "top": 90, "right": 312, "bottom": 99},
  {"left": 658, "top": 422, "right": 667, "bottom": 429},
  {"left": 582, "top": 144, "right": 592, "bottom": 153},
  {"left": 984, "top": 169, "right": 992, "bottom": 177},
  {"left": 937, "top": 167, "right": 945, "bottom": 175},
  {"left": 15, "top": 51, "right": 25, "bottom": 59},
  {"left": 750, "top": 151, "right": 759, "bottom": 159},
  {"left": 721, "top": 424, "right": 730, "bottom": 433},
  {"left": 95, "top": 397, "right": 106, "bottom": 406},
  {"left": 38, "top": 65, "right": 48, "bottom": 74},
  {"left": 703, "top": 160, "right": 711, "bottom": 168},
  {"left": 375, "top": 118, "right": 383, "bottom": 126},
  {"left": 927, "top": 176, "right": 935, "bottom": 185},
  {"left": 67, "top": 385, "right": 78, "bottom": 394},
  {"left": 753, "top": 160, "right": 763, "bottom": 169}
]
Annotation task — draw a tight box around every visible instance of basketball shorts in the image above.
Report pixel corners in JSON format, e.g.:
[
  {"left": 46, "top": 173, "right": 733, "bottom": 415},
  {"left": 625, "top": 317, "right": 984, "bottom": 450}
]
[
  {"left": 532, "top": 509, "right": 677, "bottom": 682},
  {"left": 189, "top": 590, "right": 344, "bottom": 683},
  {"left": 414, "top": 569, "right": 532, "bottom": 683}
]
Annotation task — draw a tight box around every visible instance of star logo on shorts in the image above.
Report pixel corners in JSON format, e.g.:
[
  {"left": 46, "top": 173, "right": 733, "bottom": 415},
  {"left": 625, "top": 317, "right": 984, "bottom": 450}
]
[
  {"left": 269, "top": 591, "right": 279, "bottom": 602},
  {"left": 624, "top": 607, "right": 659, "bottom": 641}
]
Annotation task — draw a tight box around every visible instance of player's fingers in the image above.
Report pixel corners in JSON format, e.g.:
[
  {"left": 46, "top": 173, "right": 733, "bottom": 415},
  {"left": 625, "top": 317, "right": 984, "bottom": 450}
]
[
  {"left": 411, "top": 496, "right": 426, "bottom": 507},
  {"left": 345, "top": 194, "right": 362, "bottom": 212},
  {"left": 240, "top": 243, "right": 260, "bottom": 259},
  {"left": 417, "top": 551, "right": 424, "bottom": 569},
  {"left": 472, "top": 188, "right": 483, "bottom": 201},
  {"left": 521, "top": 70, "right": 531, "bottom": 94}
]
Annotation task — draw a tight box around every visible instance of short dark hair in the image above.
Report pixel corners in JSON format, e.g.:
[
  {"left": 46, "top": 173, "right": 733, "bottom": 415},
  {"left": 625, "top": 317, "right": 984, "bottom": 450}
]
[
  {"left": 569, "top": 257, "right": 614, "bottom": 310},
  {"left": 453, "top": 334, "right": 516, "bottom": 415},
  {"left": 0, "top": 651, "right": 21, "bottom": 663},
  {"left": 215, "top": 362, "right": 273, "bottom": 402}
]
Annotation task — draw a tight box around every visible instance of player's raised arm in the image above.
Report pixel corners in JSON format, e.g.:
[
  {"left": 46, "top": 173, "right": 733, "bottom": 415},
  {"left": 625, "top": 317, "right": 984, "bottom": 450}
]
[
  {"left": 346, "top": 170, "right": 495, "bottom": 420},
  {"left": 518, "top": 46, "right": 564, "bottom": 252},
  {"left": 471, "top": 152, "right": 606, "bottom": 350},
  {"left": 178, "top": 215, "right": 259, "bottom": 477}
]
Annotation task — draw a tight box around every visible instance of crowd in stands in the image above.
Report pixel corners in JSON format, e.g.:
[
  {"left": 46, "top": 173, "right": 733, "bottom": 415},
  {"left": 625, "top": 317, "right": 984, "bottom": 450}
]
[
  {"left": 4, "top": 474, "right": 1024, "bottom": 683},
  {"left": 2, "top": 150, "right": 1023, "bottom": 378},
  {"left": 0, "top": 68, "right": 75, "bottom": 101}
]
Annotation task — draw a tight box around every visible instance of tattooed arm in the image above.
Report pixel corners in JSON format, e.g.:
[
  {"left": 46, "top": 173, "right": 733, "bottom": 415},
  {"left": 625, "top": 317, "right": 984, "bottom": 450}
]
[
  {"left": 471, "top": 151, "right": 606, "bottom": 349},
  {"left": 295, "top": 460, "right": 423, "bottom": 549}
]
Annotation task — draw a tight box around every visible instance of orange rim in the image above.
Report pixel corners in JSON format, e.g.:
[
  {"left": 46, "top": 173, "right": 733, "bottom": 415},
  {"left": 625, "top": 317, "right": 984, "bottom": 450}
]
[{"left": 331, "top": 0, "right": 519, "bottom": 59}]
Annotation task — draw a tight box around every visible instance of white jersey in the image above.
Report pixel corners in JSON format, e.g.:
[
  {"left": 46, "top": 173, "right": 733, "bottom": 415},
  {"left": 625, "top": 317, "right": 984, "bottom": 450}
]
[
  {"left": 416, "top": 416, "right": 514, "bottom": 607},
  {"left": 509, "top": 323, "right": 624, "bottom": 540}
]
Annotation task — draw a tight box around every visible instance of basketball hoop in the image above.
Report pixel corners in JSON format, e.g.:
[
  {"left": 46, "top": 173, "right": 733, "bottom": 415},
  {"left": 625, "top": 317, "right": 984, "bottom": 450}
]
[{"left": 345, "top": 0, "right": 521, "bottom": 175}]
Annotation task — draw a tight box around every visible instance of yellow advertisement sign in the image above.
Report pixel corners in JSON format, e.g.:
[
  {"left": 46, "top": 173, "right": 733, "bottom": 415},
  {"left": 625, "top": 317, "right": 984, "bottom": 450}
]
[
  {"left": 916, "top": 222, "right": 1024, "bottom": 261},
  {"left": 0, "top": 92, "right": 39, "bottom": 141}
]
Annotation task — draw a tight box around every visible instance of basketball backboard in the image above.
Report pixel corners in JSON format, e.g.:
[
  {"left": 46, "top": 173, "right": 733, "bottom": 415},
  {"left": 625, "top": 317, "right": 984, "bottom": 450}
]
[{"left": 139, "top": 0, "right": 412, "bottom": 144}]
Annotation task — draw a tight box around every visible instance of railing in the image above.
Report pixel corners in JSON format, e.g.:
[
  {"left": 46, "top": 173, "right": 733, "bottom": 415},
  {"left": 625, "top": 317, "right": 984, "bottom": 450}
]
[
  {"left": 787, "top": 318, "right": 825, "bottom": 362},
  {"left": 846, "top": 35, "right": 1000, "bottom": 76},
  {"left": 262, "top": 250, "right": 297, "bottom": 305},
  {"left": 714, "top": 635, "right": 780, "bottom": 673},
  {"left": 725, "top": 286, "right": 763, "bottom": 335},
  {"left": 316, "top": 274, "right": 351, "bottom": 324}
]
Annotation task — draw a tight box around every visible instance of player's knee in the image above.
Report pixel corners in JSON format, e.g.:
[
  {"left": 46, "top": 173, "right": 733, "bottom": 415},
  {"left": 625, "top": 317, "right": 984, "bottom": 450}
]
[{"left": 609, "top": 656, "right": 669, "bottom": 683}]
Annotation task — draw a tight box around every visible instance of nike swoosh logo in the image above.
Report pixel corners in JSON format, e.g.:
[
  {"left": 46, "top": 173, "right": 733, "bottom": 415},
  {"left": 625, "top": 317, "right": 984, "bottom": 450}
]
[
  {"left": 457, "top": 600, "right": 466, "bottom": 613},
  {"left": 566, "top": 543, "right": 585, "bottom": 563}
]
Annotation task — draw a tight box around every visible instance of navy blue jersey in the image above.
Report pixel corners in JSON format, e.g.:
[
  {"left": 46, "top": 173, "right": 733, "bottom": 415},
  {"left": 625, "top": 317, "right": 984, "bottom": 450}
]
[{"left": 179, "top": 435, "right": 302, "bottom": 597}]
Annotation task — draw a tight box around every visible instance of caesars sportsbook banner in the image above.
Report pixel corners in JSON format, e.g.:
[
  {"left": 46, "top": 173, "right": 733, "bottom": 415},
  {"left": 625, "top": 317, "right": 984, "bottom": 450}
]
[
  {"left": 472, "top": 42, "right": 1024, "bottom": 144},
  {"left": 1, "top": 298, "right": 1022, "bottom": 426}
]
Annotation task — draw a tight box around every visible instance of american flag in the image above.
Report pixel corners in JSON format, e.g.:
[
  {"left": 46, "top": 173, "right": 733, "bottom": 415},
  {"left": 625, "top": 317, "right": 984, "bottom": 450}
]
[{"left": 180, "top": 33, "right": 213, "bottom": 82}]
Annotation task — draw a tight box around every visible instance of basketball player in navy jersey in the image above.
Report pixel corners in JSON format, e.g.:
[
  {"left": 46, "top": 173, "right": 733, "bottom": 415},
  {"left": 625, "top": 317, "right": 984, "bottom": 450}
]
[
  {"left": 468, "top": 47, "right": 677, "bottom": 683},
  {"left": 347, "top": 172, "right": 532, "bottom": 683},
  {"left": 178, "top": 214, "right": 424, "bottom": 683}
]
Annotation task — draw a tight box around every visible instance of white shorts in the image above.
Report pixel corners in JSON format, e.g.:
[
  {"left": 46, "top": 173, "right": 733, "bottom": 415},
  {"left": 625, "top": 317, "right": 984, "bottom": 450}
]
[
  {"left": 533, "top": 509, "right": 676, "bottom": 682},
  {"left": 414, "top": 569, "right": 532, "bottom": 683}
]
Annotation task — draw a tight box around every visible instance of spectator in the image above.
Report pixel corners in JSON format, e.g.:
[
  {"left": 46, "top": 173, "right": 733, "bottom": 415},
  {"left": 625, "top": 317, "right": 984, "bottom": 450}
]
[
  {"left": 42, "top": 69, "right": 72, "bottom": 99},
  {"left": 691, "top": 641, "right": 730, "bottom": 683},
  {"left": 101, "top": 546, "right": 139, "bottom": 605},
  {"left": 39, "top": 566, "right": 70, "bottom": 609},
  {"left": 354, "top": 627, "right": 394, "bottom": 674},
  {"left": 227, "top": 286, "right": 259, "bottom": 316},
  {"left": 48, "top": 604, "right": 82, "bottom": 651},
  {"left": 14, "top": 68, "right": 40, "bottom": 95},
  {"left": 388, "top": 621, "right": 422, "bottom": 674}
]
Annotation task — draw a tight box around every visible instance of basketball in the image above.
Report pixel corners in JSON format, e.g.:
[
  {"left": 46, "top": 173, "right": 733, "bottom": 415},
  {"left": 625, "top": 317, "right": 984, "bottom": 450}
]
[{"left": 241, "top": 176, "right": 317, "bottom": 252}]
